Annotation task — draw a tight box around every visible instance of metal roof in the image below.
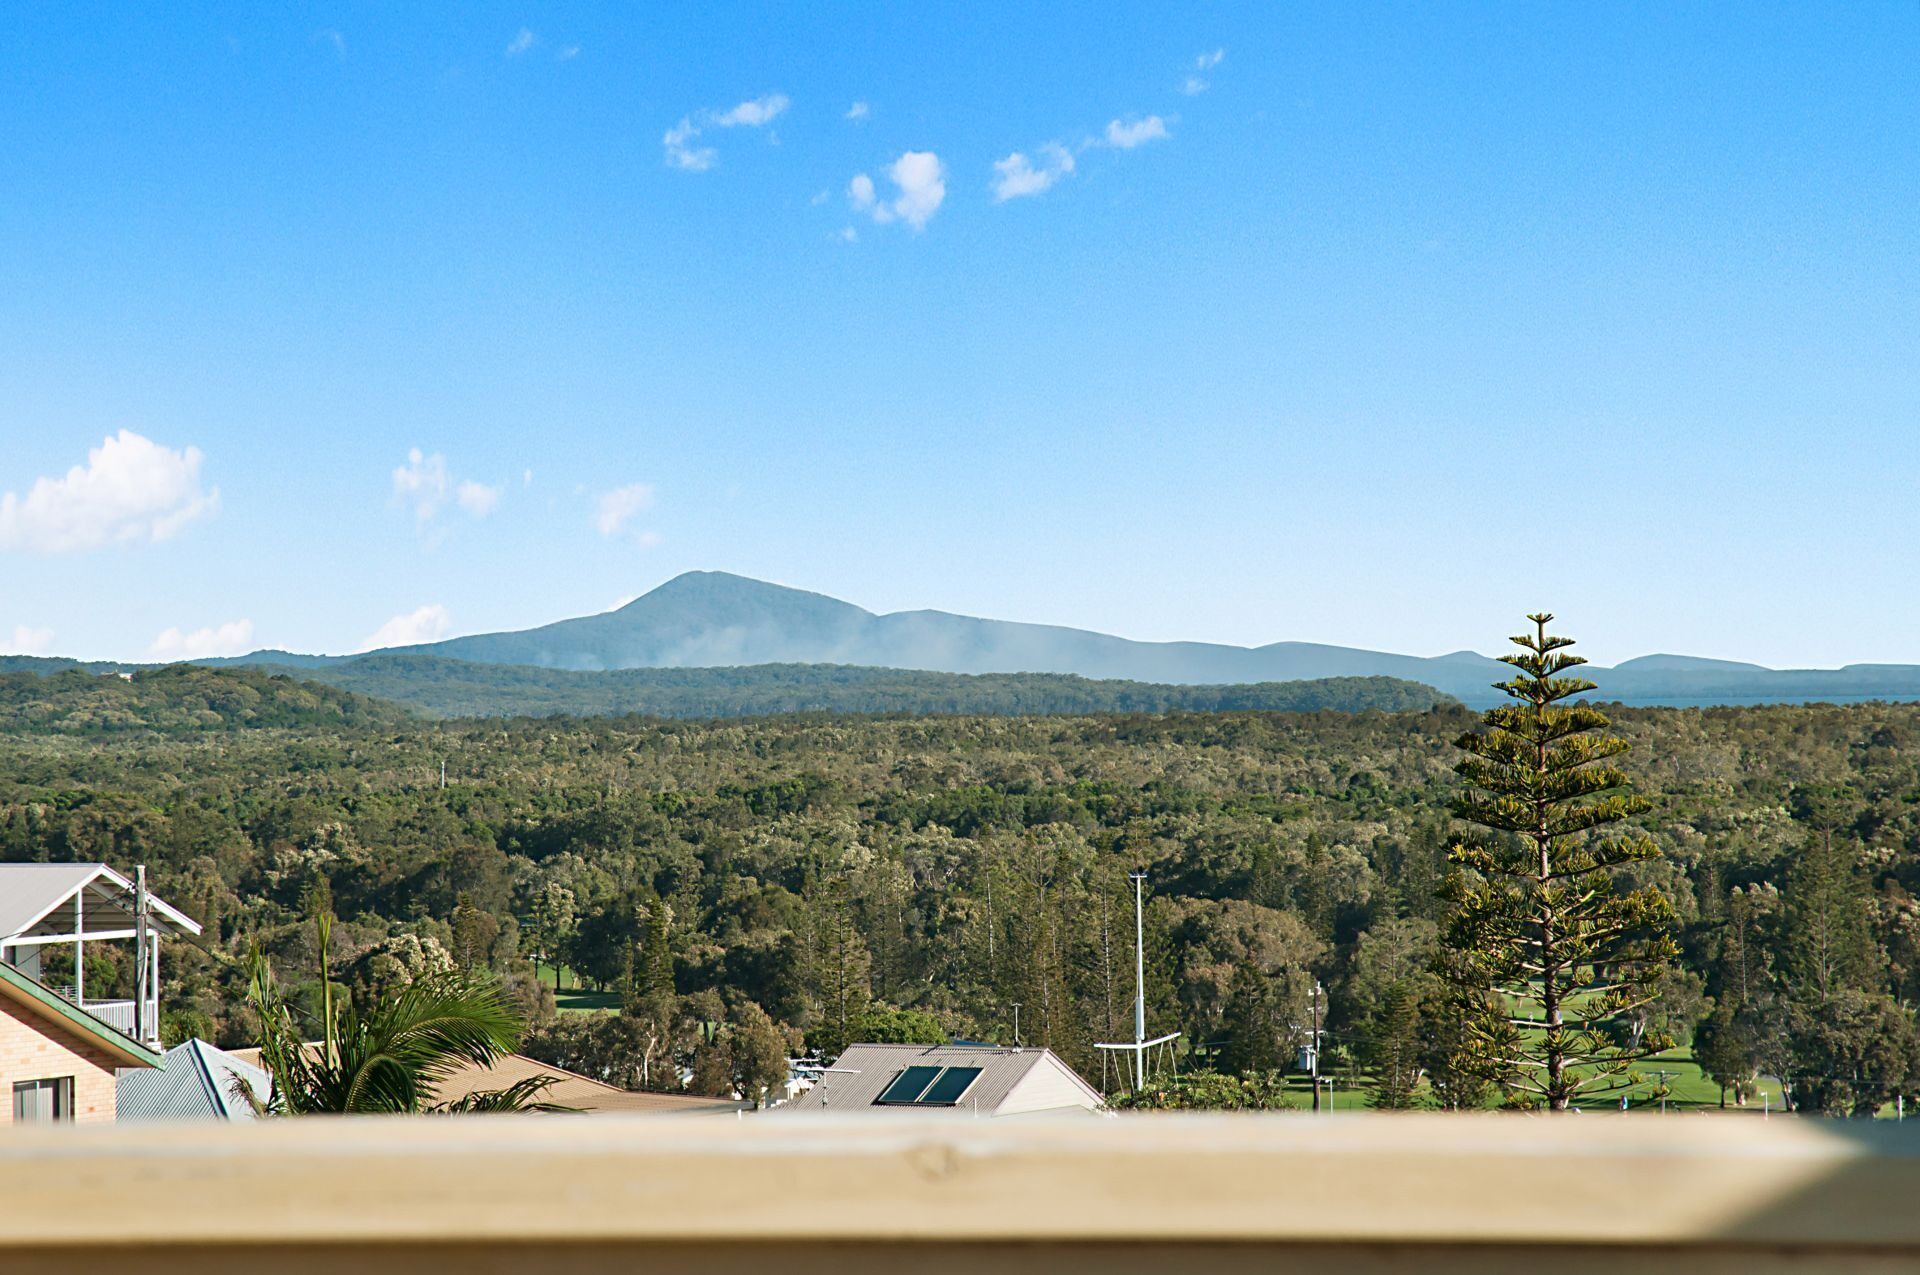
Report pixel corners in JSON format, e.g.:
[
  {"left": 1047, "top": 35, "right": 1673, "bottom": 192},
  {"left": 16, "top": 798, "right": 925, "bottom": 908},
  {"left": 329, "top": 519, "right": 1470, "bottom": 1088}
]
[
  {"left": 0, "top": 862, "right": 203, "bottom": 943},
  {"left": 789, "top": 1044, "right": 1104, "bottom": 1116},
  {"left": 430, "top": 1053, "right": 749, "bottom": 1115},
  {"left": 118, "top": 1039, "right": 272, "bottom": 1122}
]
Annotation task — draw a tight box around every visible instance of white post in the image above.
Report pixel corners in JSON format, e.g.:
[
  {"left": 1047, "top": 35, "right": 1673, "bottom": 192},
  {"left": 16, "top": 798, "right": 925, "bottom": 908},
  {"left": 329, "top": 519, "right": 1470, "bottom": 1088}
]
[
  {"left": 133, "top": 866, "right": 149, "bottom": 1044},
  {"left": 1131, "top": 871, "right": 1147, "bottom": 1091},
  {"left": 73, "top": 888, "right": 84, "bottom": 1004},
  {"left": 149, "top": 934, "right": 161, "bottom": 1046}
]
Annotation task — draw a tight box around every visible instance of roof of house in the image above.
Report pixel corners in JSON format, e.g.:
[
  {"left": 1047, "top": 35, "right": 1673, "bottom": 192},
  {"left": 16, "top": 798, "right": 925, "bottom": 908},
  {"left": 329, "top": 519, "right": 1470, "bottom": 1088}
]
[
  {"left": 0, "top": 862, "right": 203, "bottom": 943},
  {"left": 0, "top": 960, "right": 164, "bottom": 1069},
  {"left": 222, "top": 1045, "right": 747, "bottom": 1115},
  {"left": 118, "top": 1039, "right": 272, "bottom": 1121},
  {"left": 431, "top": 1053, "right": 748, "bottom": 1116},
  {"left": 791, "top": 1043, "right": 1106, "bottom": 1116}
]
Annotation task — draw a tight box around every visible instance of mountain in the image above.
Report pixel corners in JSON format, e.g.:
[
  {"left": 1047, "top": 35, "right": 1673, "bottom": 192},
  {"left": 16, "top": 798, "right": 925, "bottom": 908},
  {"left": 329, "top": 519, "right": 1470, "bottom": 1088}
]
[
  {"left": 260, "top": 655, "right": 1456, "bottom": 720},
  {"left": 370, "top": 571, "right": 1514, "bottom": 701},
  {"left": 134, "top": 570, "right": 1920, "bottom": 711}
]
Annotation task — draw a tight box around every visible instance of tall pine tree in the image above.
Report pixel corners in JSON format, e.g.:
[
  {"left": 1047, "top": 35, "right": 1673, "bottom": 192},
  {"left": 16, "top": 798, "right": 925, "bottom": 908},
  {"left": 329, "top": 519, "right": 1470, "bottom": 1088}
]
[{"left": 1441, "top": 614, "right": 1678, "bottom": 1111}]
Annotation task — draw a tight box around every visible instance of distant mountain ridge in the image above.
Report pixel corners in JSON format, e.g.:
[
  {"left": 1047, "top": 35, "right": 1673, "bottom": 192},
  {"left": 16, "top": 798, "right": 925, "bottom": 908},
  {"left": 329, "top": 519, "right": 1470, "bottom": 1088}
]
[
  {"left": 24, "top": 570, "right": 1920, "bottom": 711},
  {"left": 335, "top": 571, "right": 1920, "bottom": 709}
]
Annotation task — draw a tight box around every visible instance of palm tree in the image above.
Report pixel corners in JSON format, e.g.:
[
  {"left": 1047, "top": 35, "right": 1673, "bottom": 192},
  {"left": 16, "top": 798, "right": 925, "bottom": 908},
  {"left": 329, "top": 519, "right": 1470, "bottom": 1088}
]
[{"left": 242, "top": 901, "right": 566, "bottom": 1115}]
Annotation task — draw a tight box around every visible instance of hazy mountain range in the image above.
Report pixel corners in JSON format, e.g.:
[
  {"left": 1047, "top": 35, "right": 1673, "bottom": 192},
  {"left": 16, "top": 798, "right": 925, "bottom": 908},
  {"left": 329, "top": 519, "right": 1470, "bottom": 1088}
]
[{"left": 201, "top": 570, "right": 1920, "bottom": 710}]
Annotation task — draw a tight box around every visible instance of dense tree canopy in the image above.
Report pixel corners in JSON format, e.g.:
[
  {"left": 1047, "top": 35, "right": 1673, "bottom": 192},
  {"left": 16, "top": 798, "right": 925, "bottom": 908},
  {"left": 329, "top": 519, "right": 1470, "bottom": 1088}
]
[{"left": 5, "top": 676, "right": 1920, "bottom": 1108}]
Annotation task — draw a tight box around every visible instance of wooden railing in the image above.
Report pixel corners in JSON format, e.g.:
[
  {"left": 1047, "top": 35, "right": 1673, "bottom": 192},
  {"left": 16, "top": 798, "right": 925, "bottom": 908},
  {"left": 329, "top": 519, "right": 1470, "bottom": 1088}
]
[{"left": 3, "top": 1114, "right": 1919, "bottom": 1273}]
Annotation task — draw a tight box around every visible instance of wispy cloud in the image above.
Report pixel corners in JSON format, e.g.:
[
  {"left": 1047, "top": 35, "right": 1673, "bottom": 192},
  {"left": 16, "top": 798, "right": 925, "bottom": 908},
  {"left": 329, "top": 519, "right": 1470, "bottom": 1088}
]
[
  {"left": 392, "top": 449, "right": 501, "bottom": 529},
  {"left": 506, "top": 28, "right": 536, "bottom": 56},
  {"left": 1183, "top": 48, "right": 1226, "bottom": 94},
  {"left": 150, "top": 618, "right": 254, "bottom": 662},
  {"left": 992, "top": 143, "right": 1075, "bottom": 201},
  {"left": 663, "top": 93, "right": 790, "bottom": 171},
  {"left": 1104, "top": 115, "right": 1170, "bottom": 149},
  {"left": 714, "top": 93, "right": 789, "bottom": 127},
  {"left": 0, "top": 431, "right": 219, "bottom": 554},
  {"left": 316, "top": 28, "right": 345, "bottom": 58},
  {"left": 595, "top": 483, "right": 656, "bottom": 537},
  {"left": 556, "top": 44, "right": 580, "bottom": 61},
  {"left": 361, "top": 604, "right": 451, "bottom": 651},
  {"left": 845, "top": 101, "right": 870, "bottom": 121},
  {"left": 1, "top": 625, "right": 54, "bottom": 656},
  {"left": 848, "top": 151, "right": 946, "bottom": 230}
]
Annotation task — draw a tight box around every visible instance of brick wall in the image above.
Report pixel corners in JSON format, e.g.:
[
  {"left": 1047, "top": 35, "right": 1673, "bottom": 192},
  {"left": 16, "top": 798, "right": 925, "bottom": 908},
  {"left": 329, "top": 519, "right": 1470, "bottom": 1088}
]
[{"left": 0, "top": 996, "right": 123, "bottom": 1124}]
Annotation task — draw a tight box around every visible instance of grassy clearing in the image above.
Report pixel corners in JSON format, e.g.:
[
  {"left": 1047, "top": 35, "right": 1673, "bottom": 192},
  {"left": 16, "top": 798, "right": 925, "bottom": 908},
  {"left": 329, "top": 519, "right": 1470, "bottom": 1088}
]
[{"left": 530, "top": 960, "right": 622, "bottom": 1014}]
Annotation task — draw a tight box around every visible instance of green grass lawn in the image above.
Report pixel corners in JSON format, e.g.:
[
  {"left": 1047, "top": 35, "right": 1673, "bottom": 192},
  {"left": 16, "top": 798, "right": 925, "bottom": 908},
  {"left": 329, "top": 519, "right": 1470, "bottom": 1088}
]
[
  {"left": 530, "top": 960, "right": 622, "bottom": 1014},
  {"left": 1276, "top": 1046, "right": 1791, "bottom": 1114}
]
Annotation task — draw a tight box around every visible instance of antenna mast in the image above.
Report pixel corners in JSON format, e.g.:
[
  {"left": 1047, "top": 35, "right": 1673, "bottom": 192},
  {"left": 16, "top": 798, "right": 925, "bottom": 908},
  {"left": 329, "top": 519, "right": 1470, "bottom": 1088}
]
[{"left": 1096, "top": 869, "right": 1179, "bottom": 1091}]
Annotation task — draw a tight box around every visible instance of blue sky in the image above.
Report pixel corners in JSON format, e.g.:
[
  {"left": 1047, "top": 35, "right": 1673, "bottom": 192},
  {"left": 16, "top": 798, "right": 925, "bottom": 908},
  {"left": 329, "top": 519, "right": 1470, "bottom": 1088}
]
[{"left": 2, "top": 3, "right": 1915, "bottom": 667}]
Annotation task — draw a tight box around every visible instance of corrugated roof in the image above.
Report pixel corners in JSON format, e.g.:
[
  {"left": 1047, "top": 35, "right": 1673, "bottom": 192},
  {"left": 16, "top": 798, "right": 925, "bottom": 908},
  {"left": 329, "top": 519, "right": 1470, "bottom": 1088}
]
[
  {"left": 0, "top": 862, "right": 203, "bottom": 942},
  {"left": 790, "top": 1044, "right": 1098, "bottom": 1116},
  {"left": 118, "top": 1039, "right": 273, "bottom": 1121}
]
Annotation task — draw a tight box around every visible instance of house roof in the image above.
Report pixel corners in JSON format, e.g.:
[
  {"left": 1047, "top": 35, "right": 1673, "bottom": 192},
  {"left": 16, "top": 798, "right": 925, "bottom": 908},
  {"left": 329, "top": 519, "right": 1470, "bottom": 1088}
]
[
  {"left": 222, "top": 1046, "right": 747, "bottom": 1115},
  {"left": 431, "top": 1053, "right": 748, "bottom": 1115},
  {"left": 0, "top": 863, "right": 203, "bottom": 944},
  {"left": 792, "top": 1043, "right": 1105, "bottom": 1116},
  {"left": 0, "top": 961, "right": 164, "bottom": 1069},
  {"left": 118, "top": 1039, "right": 272, "bottom": 1121}
]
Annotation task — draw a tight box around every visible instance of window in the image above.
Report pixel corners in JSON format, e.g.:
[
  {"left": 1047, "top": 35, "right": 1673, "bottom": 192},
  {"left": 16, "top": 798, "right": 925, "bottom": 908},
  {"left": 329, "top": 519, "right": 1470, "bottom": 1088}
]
[
  {"left": 874, "top": 1065, "right": 985, "bottom": 1107},
  {"left": 918, "top": 1067, "right": 983, "bottom": 1105},
  {"left": 13, "top": 1077, "right": 75, "bottom": 1124},
  {"left": 874, "top": 1066, "right": 943, "bottom": 1105}
]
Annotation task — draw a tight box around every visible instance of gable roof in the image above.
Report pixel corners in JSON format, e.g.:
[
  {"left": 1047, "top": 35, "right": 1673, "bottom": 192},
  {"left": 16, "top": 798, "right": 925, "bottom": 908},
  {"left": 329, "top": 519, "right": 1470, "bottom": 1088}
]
[
  {"left": 0, "top": 961, "right": 164, "bottom": 1069},
  {"left": 0, "top": 863, "right": 203, "bottom": 943},
  {"left": 431, "top": 1053, "right": 748, "bottom": 1115},
  {"left": 118, "top": 1039, "right": 272, "bottom": 1121},
  {"left": 792, "top": 1043, "right": 1105, "bottom": 1116}
]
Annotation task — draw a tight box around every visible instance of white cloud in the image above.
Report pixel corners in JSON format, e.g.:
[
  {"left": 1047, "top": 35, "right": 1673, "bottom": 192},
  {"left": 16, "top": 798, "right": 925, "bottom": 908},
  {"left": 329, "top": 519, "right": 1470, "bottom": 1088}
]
[
  {"left": 1, "top": 625, "right": 55, "bottom": 656},
  {"left": 0, "top": 431, "right": 219, "bottom": 554},
  {"left": 150, "top": 619, "right": 254, "bottom": 662},
  {"left": 714, "top": 93, "right": 789, "bottom": 128},
  {"left": 506, "top": 28, "right": 536, "bottom": 56},
  {"left": 456, "top": 480, "right": 502, "bottom": 518},
  {"left": 992, "top": 143, "right": 1075, "bottom": 201},
  {"left": 557, "top": 44, "right": 580, "bottom": 61},
  {"left": 595, "top": 483, "right": 656, "bottom": 537},
  {"left": 663, "top": 117, "right": 716, "bottom": 171},
  {"left": 361, "top": 604, "right": 451, "bottom": 651},
  {"left": 664, "top": 93, "right": 788, "bottom": 171},
  {"left": 839, "top": 225, "right": 858, "bottom": 243},
  {"left": 393, "top": 449, "right": 499, "bottom": 526},
  {"left": 849, "top": 151, "right": 946, "bottom": 230},
  {"left": 846, "top": 101, "right": 869, "bottom": 120},
  {"left": 1184, "top": 49, "right": 1225, "bottom": 94},
  {"left": 1105, "top": 116, "right": 1169, "bottom": 148},
  {"left": 392, "top": 448, "right": 450, "bottom": 523}
]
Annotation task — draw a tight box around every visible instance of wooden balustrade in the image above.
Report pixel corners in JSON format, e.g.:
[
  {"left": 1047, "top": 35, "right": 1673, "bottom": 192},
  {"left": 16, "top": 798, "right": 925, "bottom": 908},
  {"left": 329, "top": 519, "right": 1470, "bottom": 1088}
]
[{"left": 3, "top": 1113, "right": 1918, "bottom": 1273}]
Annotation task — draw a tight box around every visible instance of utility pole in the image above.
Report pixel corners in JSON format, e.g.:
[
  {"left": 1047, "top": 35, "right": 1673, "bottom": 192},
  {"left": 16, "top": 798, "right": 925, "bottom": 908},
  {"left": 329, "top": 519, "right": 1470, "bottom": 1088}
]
[
  {"left": 1095, "top": 871, "right": 1179, "bottom": 1092},
  {"left": 133, "top": 866, "right": 149, "bottom": 1047},
  {"left": 1310, "top": 979, "right": 1324, "bottom": 1113},
  {"left": 1011, "top": 1003, "right": 1022, "bottom": 1047},
  {"left": 1132, "top": 870, "right": 1147, "bottom": 1091}
]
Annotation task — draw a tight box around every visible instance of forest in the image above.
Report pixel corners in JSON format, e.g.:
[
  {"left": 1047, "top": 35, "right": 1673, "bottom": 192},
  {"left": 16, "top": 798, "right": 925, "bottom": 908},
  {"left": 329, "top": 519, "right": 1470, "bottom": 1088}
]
[{"left": 3, "top": 665, "right": 1918, "bottom": 1112}]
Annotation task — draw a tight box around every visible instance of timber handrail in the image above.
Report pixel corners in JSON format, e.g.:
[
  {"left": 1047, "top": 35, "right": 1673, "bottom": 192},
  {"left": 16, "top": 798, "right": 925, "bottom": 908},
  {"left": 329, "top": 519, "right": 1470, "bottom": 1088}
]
[{"left": 2, "top": 1114, "right": 1918, "bottom": 1271}]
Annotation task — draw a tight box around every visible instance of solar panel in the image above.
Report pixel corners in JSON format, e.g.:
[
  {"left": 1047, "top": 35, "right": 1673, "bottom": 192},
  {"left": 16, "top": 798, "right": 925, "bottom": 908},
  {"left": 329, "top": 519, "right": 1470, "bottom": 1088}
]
[
  {"left": 918, "top": 1066, "right": 983, "bottom": 1105},
  {"left": 875, "top": 1066, "right": 943, "bottom": 1104}
]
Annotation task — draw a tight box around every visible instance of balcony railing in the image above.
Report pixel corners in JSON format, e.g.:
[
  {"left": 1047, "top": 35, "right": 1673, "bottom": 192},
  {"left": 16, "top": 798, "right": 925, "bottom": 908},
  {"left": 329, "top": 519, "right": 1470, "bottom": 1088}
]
[
  {"left": 47, "top": 987, "right": 144, "bottom": 1039},
  {"left": 1, "top": 1115, "right": 1918, "bottom": 1273}
]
